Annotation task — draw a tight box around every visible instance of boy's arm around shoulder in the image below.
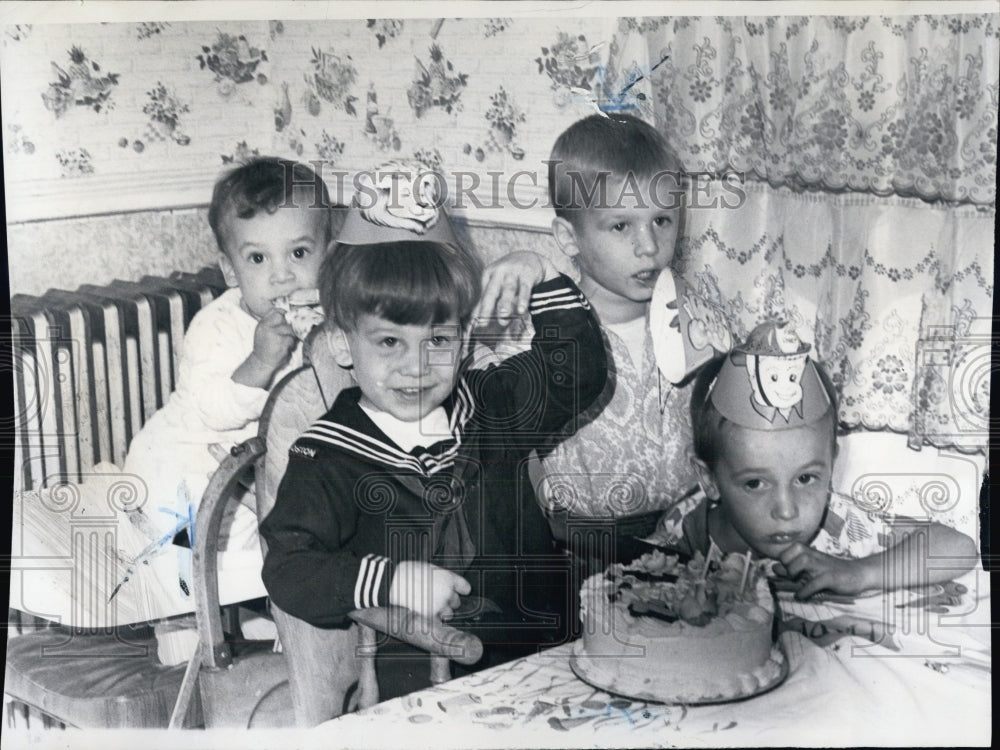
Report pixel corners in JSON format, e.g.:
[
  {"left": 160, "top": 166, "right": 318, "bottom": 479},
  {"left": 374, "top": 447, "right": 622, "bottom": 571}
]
[
  {"left": 524, "top": 272, "right": 608, "bottom": 431},
  {"left": 466, "top": 271, "right": 607, "bottom": 440},
  {"left": 259, "top": 435, "right": 394, "bottom": 627}
]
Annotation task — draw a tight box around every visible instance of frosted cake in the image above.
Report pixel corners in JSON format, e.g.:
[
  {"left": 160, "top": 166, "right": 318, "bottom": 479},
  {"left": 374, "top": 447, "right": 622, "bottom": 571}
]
[{"left": 575, "top": 549, "right": 784, "bottom": 702}]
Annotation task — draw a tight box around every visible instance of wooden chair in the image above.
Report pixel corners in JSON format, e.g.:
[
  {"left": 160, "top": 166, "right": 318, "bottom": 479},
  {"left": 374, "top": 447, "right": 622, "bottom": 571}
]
[
  {"left": 172, "top": 329, "right": 484, "bottom": 728},
  {"left": 4, "top": 620, "right": 202, "bottom": 728},
  {"left": 5, "top": 485, "right": 203, "bottom": 728}
]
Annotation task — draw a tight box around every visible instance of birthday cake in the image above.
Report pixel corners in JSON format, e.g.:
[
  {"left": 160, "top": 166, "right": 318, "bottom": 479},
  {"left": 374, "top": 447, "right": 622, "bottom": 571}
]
[{"left": 574, "top": 549, "right": 783, "bottom": 703}]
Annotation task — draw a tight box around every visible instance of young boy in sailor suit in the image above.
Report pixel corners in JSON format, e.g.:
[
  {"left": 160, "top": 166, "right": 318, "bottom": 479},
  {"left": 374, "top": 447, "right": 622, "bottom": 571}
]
[{"left": 260, "top": 165, "right": 608, "bottom": 699}]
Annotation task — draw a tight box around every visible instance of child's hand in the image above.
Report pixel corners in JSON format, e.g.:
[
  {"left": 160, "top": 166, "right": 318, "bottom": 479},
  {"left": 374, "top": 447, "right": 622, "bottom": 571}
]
[
  {"left": 775, "top": 542, "right": 874, "bottom": 600},
  {"left": 252, "top": 308, "right": 298, "bottom": 370},
  {"left": 473, "top": 251, "right": 558, "bottom": 328},
  {"left": 388, "top": 560, "right": 472, "bottom": 620},
  {"left": 233, "top": 308, "right": 298, "bottom": 389}
]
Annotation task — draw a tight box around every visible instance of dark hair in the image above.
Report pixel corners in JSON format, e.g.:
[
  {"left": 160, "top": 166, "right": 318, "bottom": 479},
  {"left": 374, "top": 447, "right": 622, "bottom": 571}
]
[
  {"left": 208, "top": 157, "right": 334, "bottom": 254},
  {"left": 691, "top": 353, "right": 840, "bottom": 463},
  {"left": 548, "top": 113, "right": 685, "bottom": 223},
  {"left": 320, "top": 241, "right": 483, "bottom": 332}
]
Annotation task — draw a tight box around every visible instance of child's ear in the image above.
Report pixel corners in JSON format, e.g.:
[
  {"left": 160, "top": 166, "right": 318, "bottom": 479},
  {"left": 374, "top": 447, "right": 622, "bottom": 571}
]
[
  {"left": 218, "top": 253, "right": 238, "bottom": 288},
  {"left": 691, "top": 457, "right": 721, "bottom": 501},
  {"left": 326, "top": 327, "right": 354, "bottom": 369},
  {"left": 551, "top": 217, "right": 579, "bottom": 260}
]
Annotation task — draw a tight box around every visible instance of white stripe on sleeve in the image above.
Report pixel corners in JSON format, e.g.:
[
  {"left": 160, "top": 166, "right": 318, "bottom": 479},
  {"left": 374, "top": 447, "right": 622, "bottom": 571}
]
[{"left": 354, "top": 553, "right": 390, "bottom": 609}]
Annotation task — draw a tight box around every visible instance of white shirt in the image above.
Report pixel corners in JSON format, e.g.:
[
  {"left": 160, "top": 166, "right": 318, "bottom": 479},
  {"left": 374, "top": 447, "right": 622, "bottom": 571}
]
[
  {"left": 604, "top": 315, "right": 648, "bottom": 370},
  {"left": 360, "top": 403, "right": 451, "bottom": 452}
]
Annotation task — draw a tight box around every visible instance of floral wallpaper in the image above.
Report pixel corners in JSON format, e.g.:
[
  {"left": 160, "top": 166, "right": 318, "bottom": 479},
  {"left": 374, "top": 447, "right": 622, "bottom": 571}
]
[
  {"left": 2, "top": 17, "right": 571, "bottom": 189},
  {"left": 2, "top": 12, "right": 995, "bottom": 454},
  {"left": 41, "top": 45, "right": 120, "bottom": 119},
  {"left": 4, "top": 14, "right": 995, "bottom": 200}
]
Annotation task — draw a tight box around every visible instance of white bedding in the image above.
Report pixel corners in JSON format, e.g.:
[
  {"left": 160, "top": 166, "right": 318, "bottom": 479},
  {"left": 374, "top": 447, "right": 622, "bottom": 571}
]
[{"left": 9, "top": 464, "right": 266, "bottom": 629}]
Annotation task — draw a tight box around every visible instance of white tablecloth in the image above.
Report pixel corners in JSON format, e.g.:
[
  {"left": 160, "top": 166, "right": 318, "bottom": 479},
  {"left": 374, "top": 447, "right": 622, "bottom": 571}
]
[{"left": 317, "top": 567, "right": 991, "bottom": 748}]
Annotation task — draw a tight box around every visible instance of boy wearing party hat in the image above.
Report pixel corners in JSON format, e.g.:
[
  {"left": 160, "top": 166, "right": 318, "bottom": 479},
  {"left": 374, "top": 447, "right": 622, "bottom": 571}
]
[
  {"left": 260, "top": 164, "right": 607, "bottom": 701},
  {"left": 651, "top": 320, "right": 976, "bottom": 600}
]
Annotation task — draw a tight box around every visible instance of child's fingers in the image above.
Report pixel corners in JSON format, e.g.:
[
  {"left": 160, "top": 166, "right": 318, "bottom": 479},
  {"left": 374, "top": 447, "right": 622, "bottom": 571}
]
[
  {"left": 501, "top": 263, "right": 536, "bottom": 316},
  {"left": 513, "top": 275, "right": 533, "bottom": 317},
  {"left": 259, "top": 307, "right": 288, "bottom": 327},
  {"left": 780, "top": 558, "right": 814, "bottom": 583},
  {"left": 448, "top": 571, "right": 472, "bottom": 596},
  {"left": 493, "top": 272, "right": 523, "bottom": 320},
  {"left": 276, "top": 319, "right": 297, "bottom": 339},
  {"left": 262, "top": 314, "right": 296, "bottom": 341},
  {"left": 794, "top": 572, "right": 831, "bottom": 601},
  {"left": 267, "top": 307, "right": 298, "bottom": 333},
  {"left": 486, "top": 269, "right": 518, "bottom": 311},
  {"left": 476, "top": 270, "right": 505, "bottom": 324},
  {"left": 478, "top": 270, "right": 521, "bottom": 328},
  {"left": 777, "top": 541, "right": 809, "bottom": 568},
  {"left": 274, "top": 315, "right": 297, "bottom": 336},
  {"left": 777, "top": 543, "right": 824, "bottom": 584},
  {"left": 475, "top": 252, "right": 554, "bottom": 327},
  {"left": 472, "top": 268, "right": 500, "bottom": 325}
]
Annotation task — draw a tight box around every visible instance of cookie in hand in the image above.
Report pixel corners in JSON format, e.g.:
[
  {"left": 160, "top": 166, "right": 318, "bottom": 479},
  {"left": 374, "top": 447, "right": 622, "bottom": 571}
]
[{"left": 273, "top": 288, "right": 324, "bottom": 340}]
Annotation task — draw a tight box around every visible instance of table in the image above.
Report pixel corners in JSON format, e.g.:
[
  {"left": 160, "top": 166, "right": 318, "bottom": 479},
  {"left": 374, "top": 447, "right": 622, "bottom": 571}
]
[
  {"left": 318, "top": 567, "right": 991, "bottom": 748},
  {"left": 9, "top": 469, "right": 267, "bottom": 628}
]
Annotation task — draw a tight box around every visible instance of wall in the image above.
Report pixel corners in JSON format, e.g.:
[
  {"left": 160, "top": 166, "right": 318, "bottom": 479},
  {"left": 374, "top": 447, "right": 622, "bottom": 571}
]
[
  {"left": 3, "top": 14, "right": 616, "bottom": 293},
  {"left": 4, "top": 11, "right": 996, "bottom": 291},
  {"left": 3, "top": 8, "right": 994, "bottom": 453},
  {"left": 5, "top": 208, "right": 562, "bottom": 297}
]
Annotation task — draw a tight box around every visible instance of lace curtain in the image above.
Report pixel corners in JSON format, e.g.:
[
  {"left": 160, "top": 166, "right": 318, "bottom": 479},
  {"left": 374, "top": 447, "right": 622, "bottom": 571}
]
[
  {"left": 677, "top": 182, "right": 993, "bottom": 455},
  {"left": 603, "top": 14, "right": 995, "bottom": 454}
]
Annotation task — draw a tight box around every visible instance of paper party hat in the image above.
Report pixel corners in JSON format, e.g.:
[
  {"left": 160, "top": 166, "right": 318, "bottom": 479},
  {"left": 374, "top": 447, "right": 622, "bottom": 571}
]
[
  {"left": 707, "top": 321, "right": 832, "bottom": 429},
  {"left": 651, "top": 269, "right": 734, "bottom": 386},
  {"left": 338, "top": 161, "right": 459, "bottom": 247}
]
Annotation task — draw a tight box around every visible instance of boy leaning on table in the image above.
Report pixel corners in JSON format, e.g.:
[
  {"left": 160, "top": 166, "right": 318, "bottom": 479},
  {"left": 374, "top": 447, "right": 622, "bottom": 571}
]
[
  {"left": 651, "top": 320, "right": 977, "bottom": 591},
  {"left": 259, "top": 164, "right": 608, "bottom": 704},
  {"left": 648, "top": 321, "right": 982, "bottom": 660}
]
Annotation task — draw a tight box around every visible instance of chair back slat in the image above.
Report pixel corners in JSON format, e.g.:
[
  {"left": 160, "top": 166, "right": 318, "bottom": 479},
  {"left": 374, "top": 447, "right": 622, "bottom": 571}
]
[{"left": 254, "top": 344, "right": 361, "bottom": 726}]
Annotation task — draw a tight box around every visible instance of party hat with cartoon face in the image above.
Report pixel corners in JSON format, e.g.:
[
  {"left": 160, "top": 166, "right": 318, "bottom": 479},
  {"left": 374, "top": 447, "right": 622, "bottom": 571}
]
[
  {"left": 708, "top": 321, "right": 832, "bottom": 429},
  {"left": 650, "top": 269, "right": 733, "bottom": 385},
  {"left": 338, "top": 160, "right": 460, "bottom": 247}
]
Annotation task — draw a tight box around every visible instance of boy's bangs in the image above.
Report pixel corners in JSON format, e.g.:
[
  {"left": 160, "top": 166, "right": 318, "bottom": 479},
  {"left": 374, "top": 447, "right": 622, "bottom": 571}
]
[
  {"left": 366, "top": 262, "right": 460, "bottom": 326},
  {"left": 340, "top": 243, "right": 479, "bottom": 328},
  {"left": 211, "top": 159, "right": 334, "bottom": 250}
]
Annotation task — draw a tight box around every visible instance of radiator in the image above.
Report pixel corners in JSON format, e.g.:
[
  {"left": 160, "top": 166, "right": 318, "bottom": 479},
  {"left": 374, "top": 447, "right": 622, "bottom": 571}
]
[{"left": 8, "top": 266, "right": 228, "bottom": 493}]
